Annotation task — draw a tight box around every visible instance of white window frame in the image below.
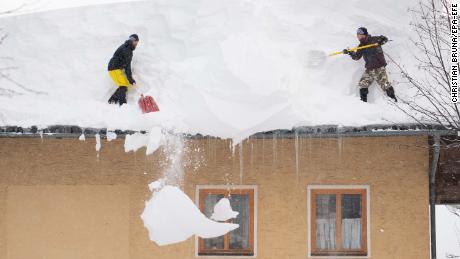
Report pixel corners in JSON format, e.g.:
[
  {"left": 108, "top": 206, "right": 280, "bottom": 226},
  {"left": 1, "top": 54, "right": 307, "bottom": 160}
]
[
  {"left": 195, "top": 185, "right": 258, "bottom": 258},
  {"left": 307, "top": 185, "right": 371, "bottom": 258}
]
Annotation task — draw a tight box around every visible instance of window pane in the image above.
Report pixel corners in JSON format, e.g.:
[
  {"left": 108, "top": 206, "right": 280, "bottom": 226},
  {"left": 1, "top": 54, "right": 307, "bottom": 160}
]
[
  {"left": 229, "top": 194, "right": 250, "bottom": 249},
  {"left": 341, "top": 194, "right": 362, "bottom": 250},
  {"left": 315, "top": 194, "right": 336, "bottom": 250},
  {"left": 203, "top": 194, "right": 225, "bottom": 250}
]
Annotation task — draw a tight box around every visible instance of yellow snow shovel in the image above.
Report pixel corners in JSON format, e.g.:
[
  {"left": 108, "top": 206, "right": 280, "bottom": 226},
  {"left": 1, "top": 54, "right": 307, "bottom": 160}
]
[{"left": 329, "top": 43, "right": 379, "bottom": 56}]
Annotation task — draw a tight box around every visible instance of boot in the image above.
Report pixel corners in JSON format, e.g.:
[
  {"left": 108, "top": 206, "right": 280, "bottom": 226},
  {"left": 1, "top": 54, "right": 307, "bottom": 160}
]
[
  {"left": 386, "top": 86, "right": 397, "bottom": 102},
  {"left": 108, "top": 86, "right": 128, "bottom": 105},
  {"left": 117, "top": 86, "right": 128, "bottom": 105},
  {"left": 360, "top": 88, "right": 368, "bottom": 102},
  {"left": 108, "top": 89, "right": 120, "bottom": 104}
]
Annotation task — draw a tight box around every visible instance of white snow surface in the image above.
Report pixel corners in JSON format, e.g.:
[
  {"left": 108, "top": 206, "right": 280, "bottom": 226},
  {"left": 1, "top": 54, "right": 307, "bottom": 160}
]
[
  {"left": 124, "top": 126, "right": 164, "bottom": 154},
  {"left": 0, "top": 0, "right": 140, "bottom": 15},
  {"left": 141, "top": 185, "right": 239, "bottom": 246},
  {"left": 436, "top": 205, "right": 460, "bottom": 259},
  {"left": 106, "top": 131, "right": 117, "bottom": 141},
  {"left": 0, "top": 0, "right": 418, "bottom": 142},
  {"left": 210, "top": 198, "right": 239, "bottom": 222},
  {"left": 124, "top": 132, "right": 149, "bottom": 153},
  {"left": 78, "top": 133, "right": 85, "bottom": 141}
]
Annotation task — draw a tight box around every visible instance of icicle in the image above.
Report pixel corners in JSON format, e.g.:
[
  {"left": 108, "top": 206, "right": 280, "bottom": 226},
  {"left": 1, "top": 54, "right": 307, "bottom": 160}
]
[
  {"left": 229, "top": 139, "right": 235, "bottom": 157},
  {"left": 262, "top": 135, "right": 265, "bottom": 165},
  {"left": 39, "top": 130, "right": 44, "bottom": 143},
  {"left": 250, "top": 140, "right": 254, "bottom": 170},
  {"left": 95, "top": 133, "right": 101, "bottom": 151},
  {"left": 295, "top": 131, "right": 299, "bottom": 181},
  {"left": 272, "top": 132, "right": 277, "bottom": 169},
  {"left": 337, "top": 134, "right": 343, "bottom": 161},
  {"left": 239, "top": 143, "right": 243, "bottom": 184}
]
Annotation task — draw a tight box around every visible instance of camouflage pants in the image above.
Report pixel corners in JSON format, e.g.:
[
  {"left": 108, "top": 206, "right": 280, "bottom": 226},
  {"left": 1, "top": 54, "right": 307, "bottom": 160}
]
[{"left": 358, "top": 67, "right": 391, "bottom": 90}]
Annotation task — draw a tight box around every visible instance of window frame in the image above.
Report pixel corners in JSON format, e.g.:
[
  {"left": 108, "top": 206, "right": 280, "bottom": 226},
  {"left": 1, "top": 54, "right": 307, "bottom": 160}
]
[
  {"left": 307, "top": 185, "right": 370, "bottom": 258},
  {"left": 195, "top": 185, "right": 257, "bottom": 258}
]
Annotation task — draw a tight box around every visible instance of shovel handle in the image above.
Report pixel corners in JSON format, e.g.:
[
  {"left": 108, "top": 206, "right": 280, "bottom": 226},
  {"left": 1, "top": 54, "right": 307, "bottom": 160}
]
[{"left": 329, "top": 43, "right": 379, "bottom": 56}]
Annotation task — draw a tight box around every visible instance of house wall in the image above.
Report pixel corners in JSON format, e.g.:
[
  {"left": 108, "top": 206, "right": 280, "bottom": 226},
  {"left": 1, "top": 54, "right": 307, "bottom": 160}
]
[
  {"left": 435, "top": 136, "right": 460, "bottom": 204},
  {"left": 0, "top": 135, "right": 430, "bottom": 259}
]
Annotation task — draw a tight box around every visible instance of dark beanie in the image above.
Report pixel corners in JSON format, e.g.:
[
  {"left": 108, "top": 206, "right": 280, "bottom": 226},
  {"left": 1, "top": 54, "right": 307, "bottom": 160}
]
[
  {"left": 129, "top": 34, "right": 139, "bottom": 41},
  {"left": 357, "top": 27, "right": 368, "bottom": 35}
]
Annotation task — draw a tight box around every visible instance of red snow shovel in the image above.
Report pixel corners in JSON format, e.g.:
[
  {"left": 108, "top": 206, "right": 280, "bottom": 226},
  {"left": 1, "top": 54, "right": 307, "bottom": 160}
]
[{"left": 138, "top": 94, "right": 160, "bottom": 113}]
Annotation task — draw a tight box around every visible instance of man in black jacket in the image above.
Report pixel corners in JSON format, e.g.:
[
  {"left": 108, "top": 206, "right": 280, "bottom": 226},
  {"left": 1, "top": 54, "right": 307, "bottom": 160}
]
[
  {"left": 107, "top": 34, "right": 139, "bottom": 105},
  {"left": 343, "top": 27, "right": 397, "bottom": 102}
]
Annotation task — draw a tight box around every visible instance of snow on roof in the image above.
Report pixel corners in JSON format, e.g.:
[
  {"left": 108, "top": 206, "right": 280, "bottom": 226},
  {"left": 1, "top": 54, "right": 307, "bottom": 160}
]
[{"left": 0, "top": 0, "right": 422, "bottom": 143}]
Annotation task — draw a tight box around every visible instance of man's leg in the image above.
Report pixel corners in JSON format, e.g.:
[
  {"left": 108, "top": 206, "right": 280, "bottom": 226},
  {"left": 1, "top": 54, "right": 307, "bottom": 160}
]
[
  {"left": 108, "top": 70, "right": 130, "bottom": 105},
  {"left": 108, "top": 86, "right": 127, "bottom": 105},
  {"left": 358, "top": 70, "right": 374, "bottom": 102},
  {"left": 375, "top": 67, "right": 397, "bottom": 102},
  {"left": 116, "top": 86, "right": 128, "bottom": 105}
]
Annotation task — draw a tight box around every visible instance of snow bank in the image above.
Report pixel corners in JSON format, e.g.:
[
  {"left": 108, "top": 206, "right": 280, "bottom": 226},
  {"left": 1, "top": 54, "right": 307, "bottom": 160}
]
[
  {"left": 141, "top": 185, "right": 239, "bottom": 246},
  {"left": 436, "top": 205, "right": 460, "bottom": 259},
  {"left": 210, "top": 198, "right": 239, "bottom": 222},
  {"left": 0, "top": 0, "right": 417, "bottom": 143}
]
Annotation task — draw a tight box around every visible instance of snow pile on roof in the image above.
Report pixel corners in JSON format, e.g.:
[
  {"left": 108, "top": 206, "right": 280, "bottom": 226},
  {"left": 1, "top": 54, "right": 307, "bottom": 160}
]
[
  {"left": 141, "top": 185, "right": 239, "bottom": 246},
  {"left": 210, "top": 198, "right": 239, "bottom": 222},
  {"left": 0, "top": 0, "right": 417, "bottom": 142},
  {"left": 436, "top": 205, "right": 460, "bottom": 258}
]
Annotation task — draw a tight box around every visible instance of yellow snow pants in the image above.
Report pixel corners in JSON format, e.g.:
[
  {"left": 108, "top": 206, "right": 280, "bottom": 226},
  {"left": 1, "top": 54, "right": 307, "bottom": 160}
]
[{"left": 108, "top": 69, "right": 129, "bottom": 87}]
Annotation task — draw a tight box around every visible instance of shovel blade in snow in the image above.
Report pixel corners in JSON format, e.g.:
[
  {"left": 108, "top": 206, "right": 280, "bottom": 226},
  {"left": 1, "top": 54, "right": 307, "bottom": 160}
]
[{"left": 138, "top": 95, "right": 160, "bottom": 113}]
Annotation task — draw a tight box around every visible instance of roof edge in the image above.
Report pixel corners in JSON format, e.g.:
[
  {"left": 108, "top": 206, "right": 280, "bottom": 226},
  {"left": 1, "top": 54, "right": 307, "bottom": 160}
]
[{"left": 0, "top": 124, "right": 457, "bottom": 140}]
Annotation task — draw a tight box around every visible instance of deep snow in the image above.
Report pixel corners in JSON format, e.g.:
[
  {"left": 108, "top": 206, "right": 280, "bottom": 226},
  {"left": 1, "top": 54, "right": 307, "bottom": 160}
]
[{"left": 0, "top": 0, "right": 418, "bottom": 143}]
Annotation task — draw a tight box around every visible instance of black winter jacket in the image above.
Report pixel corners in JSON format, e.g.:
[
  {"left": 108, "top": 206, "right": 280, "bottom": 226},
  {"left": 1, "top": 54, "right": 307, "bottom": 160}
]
[
  {"left": 108, "top": 41, "right": 135, "bottom": 83},
  {"left": 350, "top": 35, "right": 388, "bottom": 70}
]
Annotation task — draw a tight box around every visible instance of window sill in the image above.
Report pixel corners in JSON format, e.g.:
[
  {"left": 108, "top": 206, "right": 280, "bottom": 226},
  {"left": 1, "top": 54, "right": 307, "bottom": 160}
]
[{"left": 309, "top": 253, "right": 369, "bottom": 259}]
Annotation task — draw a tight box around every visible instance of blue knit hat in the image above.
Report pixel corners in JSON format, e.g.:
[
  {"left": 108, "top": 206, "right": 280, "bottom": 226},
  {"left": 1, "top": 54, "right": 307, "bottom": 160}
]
[
  {"left": 357, "top": 27, "right": 368, "bottom": 35},
  {"left": 129, "top": 34, "right": 139, "bottom": 41}
]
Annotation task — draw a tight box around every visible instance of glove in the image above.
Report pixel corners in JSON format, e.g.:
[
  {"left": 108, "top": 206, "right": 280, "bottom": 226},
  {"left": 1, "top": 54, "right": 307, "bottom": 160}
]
[
  {"left": 342, "top": 49, "right": 350, "bottom": 55},
  {"left": 129, "top": 78, "right": 136, "bottom": 85},
  {"left": 378, "top": 36, "right": 388, "bottom": 45}
]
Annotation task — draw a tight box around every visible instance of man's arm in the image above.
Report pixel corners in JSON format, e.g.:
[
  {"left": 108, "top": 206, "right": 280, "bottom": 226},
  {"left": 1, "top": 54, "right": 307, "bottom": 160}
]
[
  {"left": 122, "top": 48, "right": 135, "bottom": 85},
  {"left": 125, "top": 62, "right": 135, "bottom": 84},
  {"left": 376, "top": 35, "right": 388, "bottom": 45},
  {"left": 349, "top": 49, "right": 363, "bottom": 60}
]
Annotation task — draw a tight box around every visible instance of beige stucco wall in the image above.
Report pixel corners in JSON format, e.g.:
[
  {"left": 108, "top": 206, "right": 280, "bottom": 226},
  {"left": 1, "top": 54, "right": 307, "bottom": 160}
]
[{"left": 0, "top": 135, "right": 430, "bottom": 259}]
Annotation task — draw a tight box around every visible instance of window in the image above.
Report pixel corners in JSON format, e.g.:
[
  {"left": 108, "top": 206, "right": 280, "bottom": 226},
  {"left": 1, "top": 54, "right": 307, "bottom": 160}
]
[
  {"left": 309, "top": 187, "right": 368, "bottom": 257},
  {"left": 197, "top": 187, "right": 256, "bottom": 256}
]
